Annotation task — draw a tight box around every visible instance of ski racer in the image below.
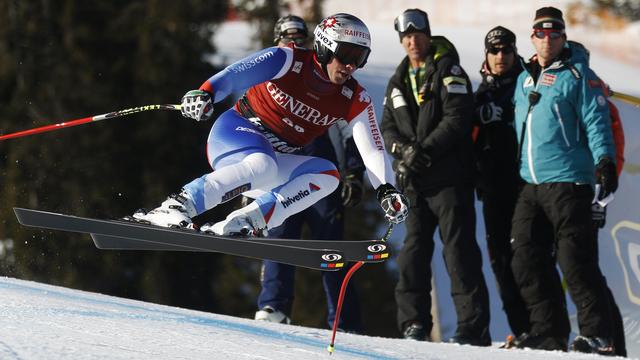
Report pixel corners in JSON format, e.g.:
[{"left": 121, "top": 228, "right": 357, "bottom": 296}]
[{"left": 131, "top": 13, "right": 409, "bottom": 236}]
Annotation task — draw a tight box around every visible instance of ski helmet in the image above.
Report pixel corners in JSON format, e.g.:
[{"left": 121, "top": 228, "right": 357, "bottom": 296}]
[
  {"left": 313, "top": 13, "right": 371, "bottom": 68},
  {"left": 273, "top": 15, "right": 308, "bottom": 46}
]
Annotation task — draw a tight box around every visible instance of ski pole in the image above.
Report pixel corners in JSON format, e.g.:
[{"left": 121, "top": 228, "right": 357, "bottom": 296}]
[
  {"left": 0, "top": 104, "right": 181, "bottom": 141},
  {"left": 610, "top": 90, "right": 640, "bottom": 107},
  {"left": 327, "top": 223, "right": 395, "bottom": 355}
]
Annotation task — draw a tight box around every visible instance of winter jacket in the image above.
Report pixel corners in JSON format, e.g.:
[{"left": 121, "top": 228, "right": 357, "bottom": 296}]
[
  {"left": 381, "top": 36, "right": 475, "bottom": 192},
  {"left": 513, "top": 41, "right": 615, "bottom": 185},
  {"left": 473, "top": 58, "right": 524, "bottom": 192}
]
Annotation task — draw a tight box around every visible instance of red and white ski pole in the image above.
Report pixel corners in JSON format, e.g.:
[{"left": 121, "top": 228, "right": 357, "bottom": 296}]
[
  {"left": 327, "top": 223, "right": 395, "bottom": 355},
  {"left": 0, "top": 104, "right": 181, "bottom": 141}
]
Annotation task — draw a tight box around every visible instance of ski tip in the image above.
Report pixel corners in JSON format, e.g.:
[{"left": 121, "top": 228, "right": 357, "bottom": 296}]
[{"left": 326, "top": 344, "right": 335, "bottom": 354}]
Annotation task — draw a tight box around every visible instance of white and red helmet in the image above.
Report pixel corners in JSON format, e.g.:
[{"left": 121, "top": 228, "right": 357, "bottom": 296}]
[{"left": 313, "top": 13, "right": 371, "bottom": 68}]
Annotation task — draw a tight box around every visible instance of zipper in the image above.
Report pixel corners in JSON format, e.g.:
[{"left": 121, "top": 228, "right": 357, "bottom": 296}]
[
  {"left": 553, "top": 103, "right": 571, "bottom": 147},
  {"left": 526, "top": 111, "right": 538, "bottom": 184}
]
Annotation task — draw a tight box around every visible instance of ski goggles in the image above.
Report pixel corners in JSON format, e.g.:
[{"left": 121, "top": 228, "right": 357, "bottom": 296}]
[
  {"left": 394, "top": 10, "right": 428, "bottom": 33},
  {"left": 279, "top": 35, "right": 307, "bottom": 47},
  {"left": 533, "top": 29, "right": 564, "bottom": 40},
  {"left": 333, "top": 42, "right": 370, "bottom": 68},
  {"left": 487, "top": 45, "right": 515, "bottom": 55}
]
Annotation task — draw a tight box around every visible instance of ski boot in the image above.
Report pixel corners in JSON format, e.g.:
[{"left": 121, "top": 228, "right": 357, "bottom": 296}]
[
  {"left": 200, "top": 201, "right": 268, "bottom": 237},
  {"left": 570, "top": 335, "right": 614, "bottom": 355},
  {"left": 254, "top": 306, "right": 291, "bottom": 324},
  {"left": 508, "top": 332, "right": 567, "bottom": 351},
  {"left": 129, "top": 190, "right": 197, "bottom": 228},
  {"left": 402, "top": 322, "right": 428, "bottom": 341}
]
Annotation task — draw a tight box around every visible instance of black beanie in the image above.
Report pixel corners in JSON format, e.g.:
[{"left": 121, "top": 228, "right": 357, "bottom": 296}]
[
  {"left": 533, "top": 7, "right": 565, "bottom": 30},
  {"left": 484, "top": 26, "right": 516, "bottom": 50}
]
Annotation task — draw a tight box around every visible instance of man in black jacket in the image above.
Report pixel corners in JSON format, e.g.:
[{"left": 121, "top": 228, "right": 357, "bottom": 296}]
[
  {"left": 381, "top": 8, "right": 491, "bottom": 345},
  {"left": 473, "top": 26, "right": 567, "bottom": 342}
]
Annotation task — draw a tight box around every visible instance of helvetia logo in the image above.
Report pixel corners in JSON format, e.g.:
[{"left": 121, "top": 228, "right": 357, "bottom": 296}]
[
  {"left": 280, "top": 183, "right": 320, "bottom": 209},
  {"left": 367, "top": 244, "right": 387, "bottom": 253},
  {"left": 322, "top": 253, "right": 342, "bottom": 262}
]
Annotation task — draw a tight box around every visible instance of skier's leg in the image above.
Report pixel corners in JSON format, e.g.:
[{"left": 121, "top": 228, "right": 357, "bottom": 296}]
[
  {"left": 255, "top": 213, "right": 304, "bottom": 323},
  {"left": 205, "top": 153, "right": 340, "bottom": 235},
  {"left": 132, "top": 109, "right": 277, "bottom": 227}
]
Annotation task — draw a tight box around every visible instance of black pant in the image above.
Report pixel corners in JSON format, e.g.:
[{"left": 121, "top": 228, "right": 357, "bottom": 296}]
[
  {"left": 395, "top": 184, "right": 490, "bottom": 339},
  {"left": 511, "top": 183, "right": 613, "bottom": 339},
  {"left": 480, "top": 181, "right": 531, "bottom": 336}
]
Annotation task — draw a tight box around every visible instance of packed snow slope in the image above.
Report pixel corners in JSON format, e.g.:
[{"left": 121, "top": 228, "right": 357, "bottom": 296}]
[{"left": 0, "top": 277, "right": 625, "bottom": 359}]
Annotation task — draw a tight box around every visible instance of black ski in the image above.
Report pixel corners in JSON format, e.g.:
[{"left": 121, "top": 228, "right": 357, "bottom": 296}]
[
  {"left": 90, "top": 233, "right": 390, "bottom": 263},
  {"left": 13, "top": 208, "right": 345, "bottom": 271}
]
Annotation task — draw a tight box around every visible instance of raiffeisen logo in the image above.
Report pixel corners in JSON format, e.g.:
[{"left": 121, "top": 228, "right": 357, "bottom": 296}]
[
  {"left": 280, "top": 183, "right": 320, "bottom": 209},
  {"left": 612, "top": 220, "right": 640, "bottom": 305}
]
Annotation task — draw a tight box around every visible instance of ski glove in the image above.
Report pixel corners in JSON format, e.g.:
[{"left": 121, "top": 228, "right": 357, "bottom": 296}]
[
  {"left": 376, "top": 183, "right": 410, "bottom": 224},
  {"left": 394, "top": 160, "right": 411, "bottom": 191},
  {"left": 181, "top": 90, "right": 214, "bottom": 121},
  {"left": 341, "top": 171, "right": 364, "bottom": 208},
  {"left": 595, "top": 157, "right": 618, "bottom": 199},
  {"left": 392, "top": 142, "right": 431, "bottom": 172},
  {"left": 478, "top": 102, "right": 503, "bottom": 124}
]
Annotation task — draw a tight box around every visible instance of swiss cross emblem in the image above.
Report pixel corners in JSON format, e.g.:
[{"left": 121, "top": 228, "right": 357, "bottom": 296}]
[{"left": 322, "top": 17, "right": 337, "bottom": 30}]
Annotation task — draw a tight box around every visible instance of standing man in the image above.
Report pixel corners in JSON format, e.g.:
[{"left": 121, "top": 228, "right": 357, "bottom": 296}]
[
  {"left": 381, "top": 8, "right": 491, "bottom": 345},
  {"left": 510, "top": 7, "right": 617, "bottom": 354},
  {"left": 473, "top": 26, "right": 533, "bottom": 339},
  {"left": 254, "top": 15, "right": 366, "bottom": 333}
]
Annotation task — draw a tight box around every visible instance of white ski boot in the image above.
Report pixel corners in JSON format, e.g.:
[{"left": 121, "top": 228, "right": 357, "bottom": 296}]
[
  {"left": 131, "top": 190, "right": 197, "bottom": 228},
  {"left": 254, "top": 306, "right": 291, "bottom": 324},
  {"left": 200, "top": 201, "right": 268, "bottom": 237}
]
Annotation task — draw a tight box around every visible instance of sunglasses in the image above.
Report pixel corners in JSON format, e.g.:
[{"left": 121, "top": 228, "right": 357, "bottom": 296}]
[
  {"left": 533, "top": 29, "right": 564, "bottom": 40},
  {"left": 333, "top": 42, "right": 370, "bottom": 68},
  {"left": 280, "top": 36, "right": 306, "bottom": 47},
  {"left": 488, "top": 46, "right": 514, "bottom": 55},
  {"left": 394, "top": 10, "right": 428, "bottom": 33}
]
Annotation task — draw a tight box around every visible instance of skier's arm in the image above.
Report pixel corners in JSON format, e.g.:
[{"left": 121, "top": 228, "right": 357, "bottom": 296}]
[
  {"left": 349, "top": 104, "right": 396, "bottom": 189},
  {"left": 200, "top": 47, "right": 294, "bottom": 102}
]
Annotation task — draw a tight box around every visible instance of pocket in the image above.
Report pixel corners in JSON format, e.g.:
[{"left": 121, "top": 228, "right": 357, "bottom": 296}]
[{"left": 553, "top": 103, "right": 571, "bottom": 147}]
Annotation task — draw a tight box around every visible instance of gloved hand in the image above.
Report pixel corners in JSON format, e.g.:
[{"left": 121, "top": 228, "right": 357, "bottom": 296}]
[
  {"left": 181, "top": 90, "right": 214, "bottom": 121},
  {"left": 341, "top": 172, "right": 364, "bottom": 207},
  {"left": 592, "top": 202, "right": 606, "bottom": 228},
  {"left": 477, "top": 102, "right": 503, "bottom": 124},
  {"left": 392, "top": 142, "right": 431, "bottom": 172},
  {"left": 394, "top": 160, "right": 411, "bottom": 191},
  {"left": 376, "top": 183, "right": 410, "bottom": 224},
  {"left": 595, "top": 157, "right": 618, "bottom": 200}
]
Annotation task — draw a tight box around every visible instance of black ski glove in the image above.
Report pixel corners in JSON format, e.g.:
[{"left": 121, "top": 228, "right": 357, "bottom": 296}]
[
  {"left": 392, "top": 142, "right": 431, "bottom": 172},
  {"left": 376, "top": 183, "right": 410, "bottom": 224},
  {"left": 394, "top": 160, "right": 412, "bottom": 191},
  {"left": 595, "top": 157, "right": 618, "bottom": 199},
  {"left": 341, "top": 171, "right": 364, "bottom": 207}
]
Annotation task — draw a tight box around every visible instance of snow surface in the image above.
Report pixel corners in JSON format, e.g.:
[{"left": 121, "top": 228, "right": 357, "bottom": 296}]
[{"left": 0, "top": 277, "right": 623, "bottom": 359}]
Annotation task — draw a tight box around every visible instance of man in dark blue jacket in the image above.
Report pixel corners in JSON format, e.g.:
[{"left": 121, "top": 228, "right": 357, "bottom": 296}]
[{"left": 253, "top": 15, "right": 365, "bottom": 333}]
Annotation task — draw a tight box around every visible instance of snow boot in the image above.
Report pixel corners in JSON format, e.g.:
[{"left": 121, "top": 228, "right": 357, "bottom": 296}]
[
  {"left": 130, "top": 190, "right": 197, "bottom": 228},
  {"left": 512, "top": 332, "right": 567, "bottom": 351},
  {"left": 402, "top": 322, "right": 428, "bottom": 341},
  {"left": 200, "top": 201, "right": 268, "bottom": 237},
  {"left": 570, "top": 335, "right": 614, "bottom": 355},
  {"left": 254, "top": 306, "right": 291, "bottom": 324}
]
